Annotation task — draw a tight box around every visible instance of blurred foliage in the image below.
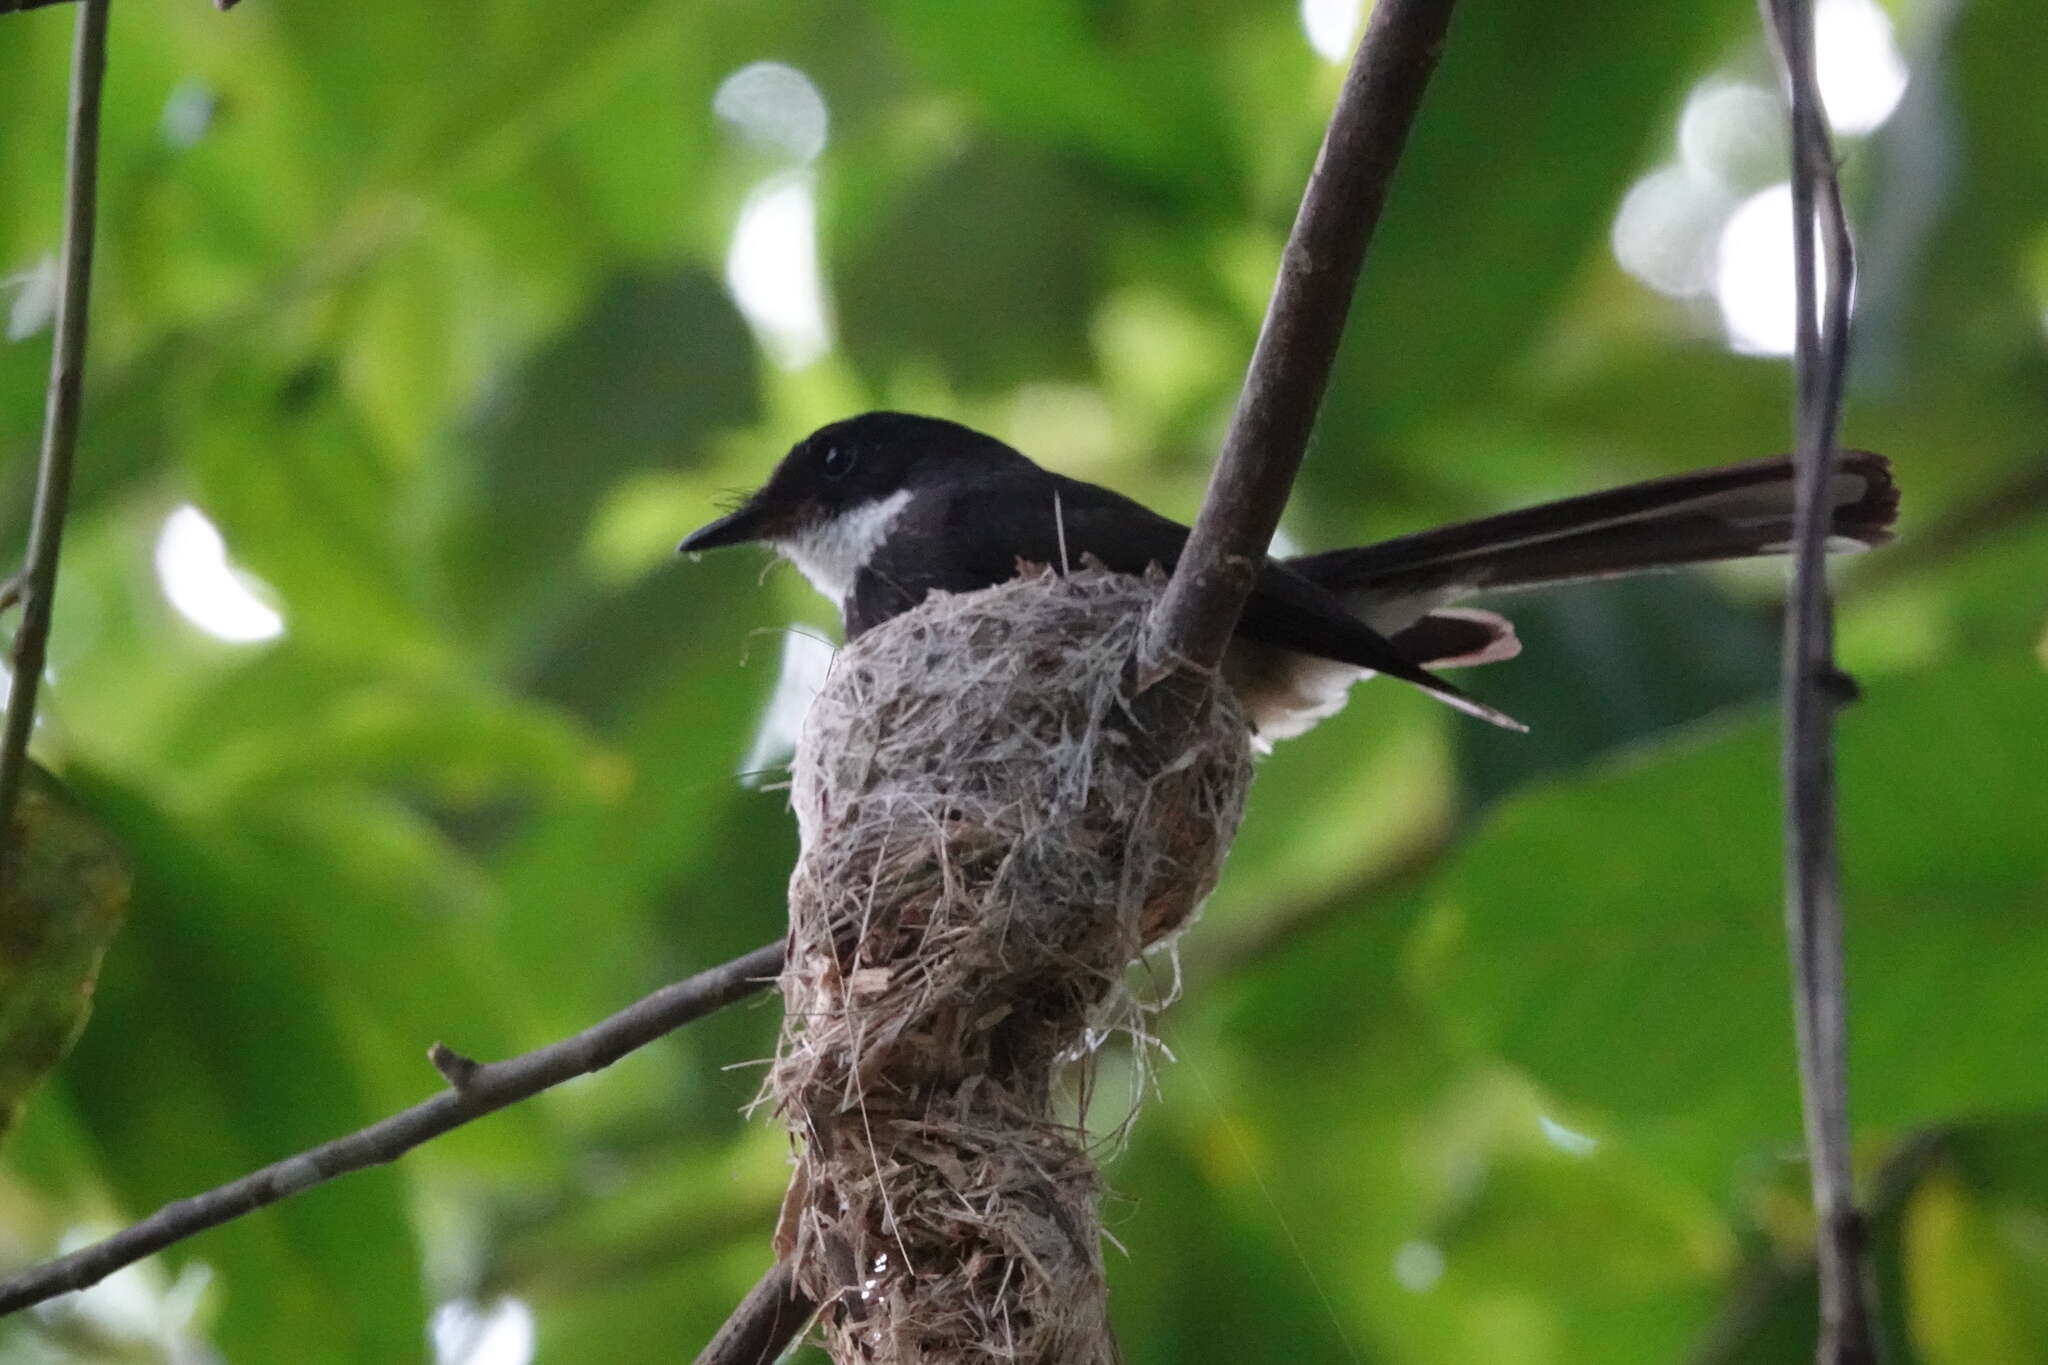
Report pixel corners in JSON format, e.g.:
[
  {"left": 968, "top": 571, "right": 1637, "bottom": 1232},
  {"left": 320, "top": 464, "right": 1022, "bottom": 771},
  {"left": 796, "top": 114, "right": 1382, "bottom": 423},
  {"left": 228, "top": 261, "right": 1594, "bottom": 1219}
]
[
  {"left": 1, "top": 0, "right": 2045, "bottom": 1362},
  {"left": 0, "top": 764, "right": 130, "bottom": 1145}
]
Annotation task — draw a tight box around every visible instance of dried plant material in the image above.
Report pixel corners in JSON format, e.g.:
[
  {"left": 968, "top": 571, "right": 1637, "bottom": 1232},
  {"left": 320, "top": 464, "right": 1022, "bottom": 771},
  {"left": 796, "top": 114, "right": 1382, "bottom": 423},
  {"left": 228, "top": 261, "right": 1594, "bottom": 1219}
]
[{"left": 772, "top": 567, "right": 1253, "bottom": 1364}]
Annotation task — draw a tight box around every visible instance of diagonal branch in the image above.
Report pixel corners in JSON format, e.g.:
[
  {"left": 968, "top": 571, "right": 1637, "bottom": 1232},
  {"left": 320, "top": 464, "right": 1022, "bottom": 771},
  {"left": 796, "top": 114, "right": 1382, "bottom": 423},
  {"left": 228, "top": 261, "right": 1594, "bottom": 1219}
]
[
  {"left": 1140, "top": 0, "right": 1458, "bottom": 675},
  {"left": 691, "top": 1260, "right": 817, "bottom": 1365},
  {"left": 0, "top": 941, "right": 784, "bottom": 1317},
  {"left": 1761, "top": 0, "right": 1880, "bottom": 1361},
  {"left": 0, "top": 0, "right": 109, "bottom": 846}
]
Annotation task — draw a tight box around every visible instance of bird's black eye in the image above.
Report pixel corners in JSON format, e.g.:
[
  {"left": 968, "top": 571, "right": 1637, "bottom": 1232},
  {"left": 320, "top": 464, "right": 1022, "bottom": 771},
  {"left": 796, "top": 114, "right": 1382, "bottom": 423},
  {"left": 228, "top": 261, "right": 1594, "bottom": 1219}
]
[{"left": 820, "top": 445, "right": 858, "bottom": 480}]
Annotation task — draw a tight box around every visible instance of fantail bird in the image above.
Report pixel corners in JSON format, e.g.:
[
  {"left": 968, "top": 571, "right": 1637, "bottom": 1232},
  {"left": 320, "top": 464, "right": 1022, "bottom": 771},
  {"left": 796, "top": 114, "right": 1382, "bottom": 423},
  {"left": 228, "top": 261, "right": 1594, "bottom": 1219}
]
[{"left": 680, "top": 412, "right": 1897, "bottom": 742}]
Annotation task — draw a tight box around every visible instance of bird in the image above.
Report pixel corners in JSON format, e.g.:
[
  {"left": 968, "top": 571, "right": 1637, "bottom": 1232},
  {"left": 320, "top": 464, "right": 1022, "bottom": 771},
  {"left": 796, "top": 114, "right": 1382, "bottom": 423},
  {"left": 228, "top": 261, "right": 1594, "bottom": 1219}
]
[{"left": 679, "top": 412, "right": 1899, "bottom": 744}]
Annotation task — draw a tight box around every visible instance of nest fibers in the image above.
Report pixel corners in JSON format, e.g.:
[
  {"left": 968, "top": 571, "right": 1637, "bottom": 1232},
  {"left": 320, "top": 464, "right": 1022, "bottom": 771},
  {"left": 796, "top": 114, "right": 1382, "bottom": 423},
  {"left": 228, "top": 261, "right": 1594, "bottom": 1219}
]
[{"left": 771, "top": 566, "right": 1254, "bottom": 1364}]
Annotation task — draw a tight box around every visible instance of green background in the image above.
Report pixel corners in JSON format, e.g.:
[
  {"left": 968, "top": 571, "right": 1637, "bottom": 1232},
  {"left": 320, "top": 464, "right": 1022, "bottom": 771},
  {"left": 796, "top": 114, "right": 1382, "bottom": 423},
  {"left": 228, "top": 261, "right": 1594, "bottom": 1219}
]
[{"left": 1, "top": 0, "right": 2043, "bottom": 1361}]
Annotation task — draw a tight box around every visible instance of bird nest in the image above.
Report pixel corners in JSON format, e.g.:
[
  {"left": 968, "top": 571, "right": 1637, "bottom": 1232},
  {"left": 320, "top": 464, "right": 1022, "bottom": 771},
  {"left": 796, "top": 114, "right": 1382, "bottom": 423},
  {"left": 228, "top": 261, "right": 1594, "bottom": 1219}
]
[{"left": 770, "top": 566, "right": 1254, "bottom": 1364}]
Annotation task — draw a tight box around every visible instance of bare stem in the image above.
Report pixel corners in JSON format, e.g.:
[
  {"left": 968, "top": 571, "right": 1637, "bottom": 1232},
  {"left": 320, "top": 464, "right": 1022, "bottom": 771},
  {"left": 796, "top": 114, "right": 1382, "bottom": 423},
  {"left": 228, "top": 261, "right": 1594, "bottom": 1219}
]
[
  {"left": 1140, "top": 0, "right": 1458, "bottom": 675},
  {"left": 1686, "top": 1130, "right": 1948, "bottom": 1365},
  {"left": 691, "top": 1260, "right": 817, "bottom": 1365},
  {"left": 1761, "top": 0, "right": 1880, "bottom": 1360},
  {"left": 0, "top": 942, "right": 784, "bottom": 1316},
  {"left": 0, "top": 0, "right": 108, "bottom": 847}
]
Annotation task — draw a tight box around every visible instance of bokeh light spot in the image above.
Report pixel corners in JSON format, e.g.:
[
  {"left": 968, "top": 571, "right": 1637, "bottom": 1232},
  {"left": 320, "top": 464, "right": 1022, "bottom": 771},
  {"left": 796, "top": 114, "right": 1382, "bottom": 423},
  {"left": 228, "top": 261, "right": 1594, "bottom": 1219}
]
[
  {"left": 1300, "top": 0, "right": 1364, "bottom": 64},
  {"left": 1816, "top": 0, "right": 1909, "bottom": 136},
  {"left": 4, "top": 255, "right": 59, "bottom": 342},
  {"left": 1538, "top": 1113, "right": 1600, "bottom": 1156},
  {"left": 1393, "top": 1240, "right": 1445, "bottom": 1293},
  {"left": 1612, "top": 165, "right": 1731, "bottom": 298},
  {"left": 742, "top": 628, "right": 836, "bottom": 782},
  {"left": 159, "top": 79, "right": 218, "bottom": 149},
  {"left": 1678, "top": 79, "right": 1782, "bottom": 186},
  {"left": 153, "top": 504, "right": 286, "bottom": 643},
  {"left": 726, "top": 170, "right": 833, "bottom": 370},
  {"left": 1715, "top": 182, "right": 1809, "bottom": 357},
  {"left": 713, "top": 61, "right": 829, "bottom": 164},
  {"left": 432, "top": 1298, "right": 536, "bottom": 1365}
]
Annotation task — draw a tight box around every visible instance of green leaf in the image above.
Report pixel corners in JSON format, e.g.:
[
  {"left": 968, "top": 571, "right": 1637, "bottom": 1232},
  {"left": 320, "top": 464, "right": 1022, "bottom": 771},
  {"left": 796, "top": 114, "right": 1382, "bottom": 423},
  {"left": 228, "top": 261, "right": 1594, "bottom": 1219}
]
[
  {"left": 1451, "top": 575, "right": 1779, "bottom": 811},
  {"left": 0, "top": 764, "right": 131, "bottom": 1144},
  {"left": 837, "top": 145, "right": 1106, "bottom": 393},
  {"left": 1420, "top": 660, "right": 2048, "bottom": 1186},
  {"left": 426, "top": 268, "right": 759, "bottom": 636},
  {"left": 1306, "top": 0, "right": 1742, "bottom": 483},
  {"left": 486, "top": 550, "right": 794, "bottom": 1044},
  {"left": 873, "top": 0, "right": 1246, "bottom": 209},
  {"left": 1904, "top": 1166, "right": 2048, "bottom": 1364},
  {"left": 54, "top": 772, "right": 429, "bottom": 1365}
]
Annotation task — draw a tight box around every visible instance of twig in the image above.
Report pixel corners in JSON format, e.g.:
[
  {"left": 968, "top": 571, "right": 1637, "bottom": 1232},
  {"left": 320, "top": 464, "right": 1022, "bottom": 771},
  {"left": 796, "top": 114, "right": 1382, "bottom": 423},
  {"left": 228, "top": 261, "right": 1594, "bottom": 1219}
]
[
  {"left": 0, "top": 941, "right": 784, "bottom": 1316},
  {"left": 1761, "top": 1, "right": 1880, "bottom": 1361},
  {"left": 428, "top": 1041, "right": 483, "bottom": 1089},
  {"left": 691, "top": 1260, "right": 817, "bottom": 1365},
  {"left": 1685, "top": 1130, "right": 1950, "bottom": 1365},
  {"left": 0, "top": 0, "right": 108, "bottom": 849},
  {"left": 1140, "top": 0, "right": 1458, "bottom": 675}
]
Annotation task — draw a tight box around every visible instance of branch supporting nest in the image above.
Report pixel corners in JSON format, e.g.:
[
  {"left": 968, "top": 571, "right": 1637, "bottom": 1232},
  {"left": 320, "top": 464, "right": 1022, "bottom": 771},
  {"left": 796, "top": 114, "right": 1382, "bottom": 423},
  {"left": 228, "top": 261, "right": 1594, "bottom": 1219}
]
[
  {"left": 772, "top": 570, "right": 1253, "bottom": 1363},
  {"left": 1141, "top": 0, "right": 1458, "bottom": 676}
]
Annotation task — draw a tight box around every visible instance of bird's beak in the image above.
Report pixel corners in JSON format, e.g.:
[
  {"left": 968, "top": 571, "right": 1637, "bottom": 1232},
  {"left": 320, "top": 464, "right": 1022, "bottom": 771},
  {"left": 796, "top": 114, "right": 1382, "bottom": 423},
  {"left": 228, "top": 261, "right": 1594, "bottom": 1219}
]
[{"left": 678, "top": 502, "right": 773, "bottom": 554}]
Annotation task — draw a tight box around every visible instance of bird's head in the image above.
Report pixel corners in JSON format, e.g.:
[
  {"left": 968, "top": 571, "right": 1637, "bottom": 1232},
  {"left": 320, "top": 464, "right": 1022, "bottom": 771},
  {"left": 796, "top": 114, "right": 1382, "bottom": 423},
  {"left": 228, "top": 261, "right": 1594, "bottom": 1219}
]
[{"left": 678, "top": 411, "right": 1025, "bottom": 557}]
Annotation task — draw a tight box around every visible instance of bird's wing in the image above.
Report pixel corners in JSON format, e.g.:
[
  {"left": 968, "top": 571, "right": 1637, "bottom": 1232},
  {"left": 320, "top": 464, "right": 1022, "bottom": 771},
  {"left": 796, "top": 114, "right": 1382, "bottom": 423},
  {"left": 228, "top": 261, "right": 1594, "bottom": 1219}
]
[
  {"left": 850, "top": 473, "right": 1523, "bottom": 731},
  {"left": 842, "top": 473, "right": 1194, "bottom": 636}
]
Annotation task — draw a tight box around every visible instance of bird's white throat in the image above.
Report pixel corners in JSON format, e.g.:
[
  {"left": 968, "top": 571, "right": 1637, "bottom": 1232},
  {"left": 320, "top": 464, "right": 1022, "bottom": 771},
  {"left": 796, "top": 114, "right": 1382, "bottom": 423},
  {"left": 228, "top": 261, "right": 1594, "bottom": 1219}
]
[{"left": 774, "top": 488, "right": 914, "bottom": 606}]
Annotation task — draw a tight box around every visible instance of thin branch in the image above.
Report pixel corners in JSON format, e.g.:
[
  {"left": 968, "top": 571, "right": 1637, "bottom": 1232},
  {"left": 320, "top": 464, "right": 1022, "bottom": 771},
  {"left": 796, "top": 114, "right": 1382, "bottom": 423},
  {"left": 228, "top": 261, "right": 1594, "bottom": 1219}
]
[
  {"left": 1685, "top": 1129, "right": 1950, "bottom": 1365},
  {"left": 1140, "top": 0, "right": 1458, "bottom": 675},
  {"left": 0, "top": 941, "right": 784, "bottom": 1317},
  {"left": 0, "top": 0, "right": 108, "bottom": 846},
  {"left": 691, "top": 1260, "right": 817, "bottom": 1365},
  {"left": 1762, "top": 0, "right": 1881, "bottom": 1361}
]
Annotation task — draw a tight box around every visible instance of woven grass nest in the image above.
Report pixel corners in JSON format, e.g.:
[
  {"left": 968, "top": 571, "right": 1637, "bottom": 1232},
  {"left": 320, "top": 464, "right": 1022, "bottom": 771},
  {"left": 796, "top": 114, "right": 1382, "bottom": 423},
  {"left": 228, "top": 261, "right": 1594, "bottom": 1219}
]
[{"left": 771, "top": 565, "right": 1255, "bottom": 1364}]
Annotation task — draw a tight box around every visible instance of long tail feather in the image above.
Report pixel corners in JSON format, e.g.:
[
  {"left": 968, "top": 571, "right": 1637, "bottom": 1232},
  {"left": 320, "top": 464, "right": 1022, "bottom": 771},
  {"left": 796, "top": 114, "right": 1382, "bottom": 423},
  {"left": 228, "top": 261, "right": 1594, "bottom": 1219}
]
[{"left": 1288, "top": 451, "right": 1897, "bottom": 628}]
